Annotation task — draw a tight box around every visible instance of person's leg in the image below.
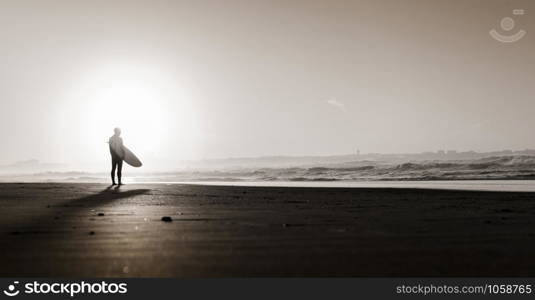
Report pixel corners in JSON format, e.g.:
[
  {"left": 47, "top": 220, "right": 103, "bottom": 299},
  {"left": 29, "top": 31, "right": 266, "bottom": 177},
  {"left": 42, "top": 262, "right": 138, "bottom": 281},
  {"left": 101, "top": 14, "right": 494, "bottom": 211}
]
[
  {"left": 111, "top": 159, "right": 117, "bottom": 185},
  {"left": 117, "top": 160, "right": 123, "bottom": 185}
]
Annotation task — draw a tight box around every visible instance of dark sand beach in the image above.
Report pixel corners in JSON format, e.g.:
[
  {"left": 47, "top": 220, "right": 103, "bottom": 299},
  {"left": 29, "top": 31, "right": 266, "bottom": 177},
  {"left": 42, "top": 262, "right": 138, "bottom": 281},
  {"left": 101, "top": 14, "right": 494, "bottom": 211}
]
[{"left": 1, "top": 183, "right": 535, "bottom": 277}]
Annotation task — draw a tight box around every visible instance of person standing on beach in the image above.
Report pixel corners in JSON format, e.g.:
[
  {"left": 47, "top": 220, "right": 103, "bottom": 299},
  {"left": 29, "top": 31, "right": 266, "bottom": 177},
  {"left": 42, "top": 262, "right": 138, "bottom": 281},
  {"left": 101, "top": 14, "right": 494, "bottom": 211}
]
[{"left": 109, "top": 127, "right": 125, "bottom": 185}]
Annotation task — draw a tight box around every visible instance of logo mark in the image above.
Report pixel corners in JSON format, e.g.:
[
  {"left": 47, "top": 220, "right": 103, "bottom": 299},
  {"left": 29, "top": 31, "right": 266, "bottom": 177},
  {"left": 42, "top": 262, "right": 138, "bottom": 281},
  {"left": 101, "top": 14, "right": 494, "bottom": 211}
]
[
  {"left": 490, "top": 9, "right": 527, "bottom": 43},
  {"left": 3, "top": 281, "right": 20, "bottom": 297}
]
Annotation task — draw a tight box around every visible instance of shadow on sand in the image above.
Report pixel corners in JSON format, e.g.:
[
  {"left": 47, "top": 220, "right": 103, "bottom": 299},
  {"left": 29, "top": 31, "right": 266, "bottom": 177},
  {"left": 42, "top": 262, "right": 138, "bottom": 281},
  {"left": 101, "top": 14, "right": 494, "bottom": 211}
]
[
  {"left": 5, "top": 186, "right": 150, "bottom": 235},
  {"left": 0, "top": 185, "right": 151, "bottom": 276},
  {"left": 67, "top": 185, "right": 151, "bottom": 204}
]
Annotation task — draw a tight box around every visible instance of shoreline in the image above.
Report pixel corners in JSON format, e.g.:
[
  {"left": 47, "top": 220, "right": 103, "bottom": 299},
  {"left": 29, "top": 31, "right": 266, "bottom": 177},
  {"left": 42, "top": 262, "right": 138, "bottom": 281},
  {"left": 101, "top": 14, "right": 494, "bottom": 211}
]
[{"left": 3, "top": 179, "right": 535, "bottom": 192}]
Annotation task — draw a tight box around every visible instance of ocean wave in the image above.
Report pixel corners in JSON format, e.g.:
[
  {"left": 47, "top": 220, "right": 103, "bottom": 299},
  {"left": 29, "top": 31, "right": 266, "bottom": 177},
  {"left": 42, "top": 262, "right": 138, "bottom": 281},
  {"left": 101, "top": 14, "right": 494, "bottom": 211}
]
[{"left": 3, "top": 155, "right": 535, "bottom": 182}]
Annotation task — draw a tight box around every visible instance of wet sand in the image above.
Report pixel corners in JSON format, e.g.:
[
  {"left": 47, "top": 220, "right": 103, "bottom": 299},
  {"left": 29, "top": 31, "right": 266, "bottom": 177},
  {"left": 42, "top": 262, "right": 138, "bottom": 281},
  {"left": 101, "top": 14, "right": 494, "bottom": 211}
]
[{"left": 1, "top": 183, "right": 535, "bottom": 277}]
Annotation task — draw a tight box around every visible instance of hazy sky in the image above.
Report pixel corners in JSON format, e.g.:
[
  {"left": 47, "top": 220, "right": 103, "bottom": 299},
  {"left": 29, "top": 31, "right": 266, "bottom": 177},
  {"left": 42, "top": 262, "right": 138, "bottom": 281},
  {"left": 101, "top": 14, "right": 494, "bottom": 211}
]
[{"left": 0, "top": 0, "right": 534, "bottom": 168}]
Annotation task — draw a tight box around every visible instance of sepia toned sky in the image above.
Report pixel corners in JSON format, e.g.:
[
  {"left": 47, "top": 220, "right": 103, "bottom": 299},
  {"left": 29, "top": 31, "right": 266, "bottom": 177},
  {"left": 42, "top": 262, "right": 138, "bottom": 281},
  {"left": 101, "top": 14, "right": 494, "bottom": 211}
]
[{"left": 0, "top": 0, "right": 534, "bottom": 168}]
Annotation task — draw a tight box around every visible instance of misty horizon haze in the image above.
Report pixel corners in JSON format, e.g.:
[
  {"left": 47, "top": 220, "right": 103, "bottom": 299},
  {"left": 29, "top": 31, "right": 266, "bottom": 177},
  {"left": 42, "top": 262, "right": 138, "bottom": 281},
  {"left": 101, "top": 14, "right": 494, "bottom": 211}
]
[{"left": 4, "top": 148, "right": 535, "bottom": 174}]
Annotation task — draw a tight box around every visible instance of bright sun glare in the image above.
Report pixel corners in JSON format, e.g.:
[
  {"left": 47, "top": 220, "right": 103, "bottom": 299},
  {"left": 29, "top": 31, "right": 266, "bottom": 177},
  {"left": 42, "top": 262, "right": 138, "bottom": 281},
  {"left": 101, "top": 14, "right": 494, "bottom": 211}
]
[{"left": 60, "top": 62, "right": 198, "bottom": 165}]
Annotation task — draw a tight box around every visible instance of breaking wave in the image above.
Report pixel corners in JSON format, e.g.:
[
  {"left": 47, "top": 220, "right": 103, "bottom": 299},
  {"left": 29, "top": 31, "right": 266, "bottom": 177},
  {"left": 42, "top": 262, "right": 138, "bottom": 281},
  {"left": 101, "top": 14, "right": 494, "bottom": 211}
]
[
  {"left": 5, "top": 155, "right": 535, "bottom": 183},
  {"left": 138, "top": 155, "right": 535, "bottom": 182}
]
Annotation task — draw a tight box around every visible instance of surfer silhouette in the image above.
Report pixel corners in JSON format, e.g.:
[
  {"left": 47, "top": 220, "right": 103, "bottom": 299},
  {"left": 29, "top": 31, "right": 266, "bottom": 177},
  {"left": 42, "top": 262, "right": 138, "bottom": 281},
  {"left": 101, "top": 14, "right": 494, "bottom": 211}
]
[{"left": 109, "top": 127, "right": 125, "bottom": 185}]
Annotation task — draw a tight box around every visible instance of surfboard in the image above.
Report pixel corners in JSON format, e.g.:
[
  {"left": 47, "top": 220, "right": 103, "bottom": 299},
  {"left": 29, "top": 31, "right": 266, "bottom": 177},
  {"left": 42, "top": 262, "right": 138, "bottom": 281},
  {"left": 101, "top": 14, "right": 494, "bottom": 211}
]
[
  {"left": 123, "top": 146, "right": 142, "bottom": 167},
  {"left": 108, "top": 141, "right": 143, "bottom": 167}
]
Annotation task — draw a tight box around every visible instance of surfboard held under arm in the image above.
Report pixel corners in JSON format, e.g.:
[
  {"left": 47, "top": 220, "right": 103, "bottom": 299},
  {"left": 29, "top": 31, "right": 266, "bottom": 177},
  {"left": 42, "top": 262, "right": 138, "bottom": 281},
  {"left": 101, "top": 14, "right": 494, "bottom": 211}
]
[
  {"left": 123, "top": 146, "right": 142, "bottom": 167},
  {"left": 107, "top": 141, "right": 142, "bottom": 167}
]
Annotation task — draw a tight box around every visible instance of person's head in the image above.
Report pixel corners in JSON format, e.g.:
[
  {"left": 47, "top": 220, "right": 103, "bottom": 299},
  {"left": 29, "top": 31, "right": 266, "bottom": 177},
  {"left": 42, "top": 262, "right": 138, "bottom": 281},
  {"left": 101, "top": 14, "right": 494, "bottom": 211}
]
[{"left": 114, "top": 127, "right": 121, "bottom": 136}]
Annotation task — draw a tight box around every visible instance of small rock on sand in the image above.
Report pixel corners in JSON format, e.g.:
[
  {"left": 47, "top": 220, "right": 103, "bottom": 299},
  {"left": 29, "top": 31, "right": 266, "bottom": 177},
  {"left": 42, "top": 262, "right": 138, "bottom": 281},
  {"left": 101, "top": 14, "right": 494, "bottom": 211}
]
[
  {"left": 89, "top": 231, "right": 95, "bottom": 235},
  {"left": 161, "top": 216, "right": 173, "bottom": 222},
  {"left": 97, "top": 213, "right": 105, "bottom": 216}
]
